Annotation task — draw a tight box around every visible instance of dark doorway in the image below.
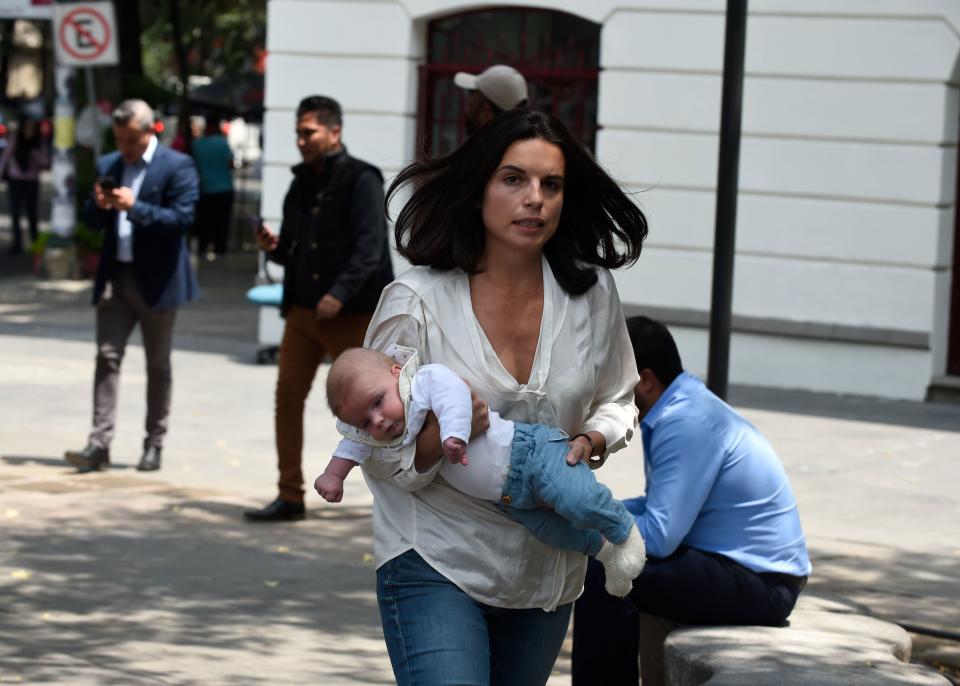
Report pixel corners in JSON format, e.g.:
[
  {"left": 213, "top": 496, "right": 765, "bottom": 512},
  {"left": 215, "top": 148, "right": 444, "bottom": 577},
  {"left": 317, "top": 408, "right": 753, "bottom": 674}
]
[
  {"left": 417, "top": 8, "right": 600, "bottom": 158},
  {"left": 948, "top": 196, "right": 960, "bottom": 374}
]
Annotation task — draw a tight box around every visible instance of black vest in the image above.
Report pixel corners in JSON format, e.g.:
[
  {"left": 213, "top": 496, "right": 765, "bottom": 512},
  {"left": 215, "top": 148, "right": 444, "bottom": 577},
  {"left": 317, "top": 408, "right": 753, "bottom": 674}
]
[{"left": 281, "top": 151, "right": 392, "bottom": 314}]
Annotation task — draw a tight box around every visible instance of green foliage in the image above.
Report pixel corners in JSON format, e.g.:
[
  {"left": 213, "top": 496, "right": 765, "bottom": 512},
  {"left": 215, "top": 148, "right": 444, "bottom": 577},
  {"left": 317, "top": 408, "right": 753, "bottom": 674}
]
[
  {"left": 29, "top": 223, "right": 103, "bottom": 257},
  {"left": 74, "top": 220, "right": 103, "bottom": 255},
  {"left": 140, "top": 0, "right": 267, "bottom": 92},
  {"left": 29, "top": 231, "right": 51, "bottom": 256},
  {"left": 121, "top": 73, "right": 178, "bottom": 110}
]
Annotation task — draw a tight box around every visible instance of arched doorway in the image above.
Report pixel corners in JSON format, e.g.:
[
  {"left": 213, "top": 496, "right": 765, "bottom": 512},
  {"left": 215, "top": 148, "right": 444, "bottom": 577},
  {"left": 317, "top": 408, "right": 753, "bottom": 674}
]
[{"left": 416, "top": 7, "right": 600, "bottom": 158}]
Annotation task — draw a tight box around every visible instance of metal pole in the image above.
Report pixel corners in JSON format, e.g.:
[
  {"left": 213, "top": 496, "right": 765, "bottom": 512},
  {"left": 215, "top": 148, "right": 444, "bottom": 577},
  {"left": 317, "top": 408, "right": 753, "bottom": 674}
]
[
  {"left": 84, "top": 66, "right": 101, "bottom": 160},
  {"left": 706, "top": 0, "right": 748, "bottom": 399}
]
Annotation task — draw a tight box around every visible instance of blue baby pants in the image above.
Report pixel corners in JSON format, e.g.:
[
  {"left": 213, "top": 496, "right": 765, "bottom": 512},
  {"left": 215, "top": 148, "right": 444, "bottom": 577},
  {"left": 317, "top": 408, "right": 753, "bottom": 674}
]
[{"left": 498, "top": 422, "right": 634, "bottom": 556}]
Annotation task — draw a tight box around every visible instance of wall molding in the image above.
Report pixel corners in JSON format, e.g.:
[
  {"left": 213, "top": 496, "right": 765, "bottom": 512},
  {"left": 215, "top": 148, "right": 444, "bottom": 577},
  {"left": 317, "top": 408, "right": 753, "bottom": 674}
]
[{"left": 623, "top": 304, "right": 931, "bottom": 350}]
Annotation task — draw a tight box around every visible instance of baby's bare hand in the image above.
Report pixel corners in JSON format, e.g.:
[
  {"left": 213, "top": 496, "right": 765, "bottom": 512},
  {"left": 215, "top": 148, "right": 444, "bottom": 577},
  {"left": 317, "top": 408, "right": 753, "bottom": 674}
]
[
  {"left": 442, "top": 437, "right": 468, "bottom": 466},
  {"left": 314, "top": 473, "right": 344, "bottom": 503}
]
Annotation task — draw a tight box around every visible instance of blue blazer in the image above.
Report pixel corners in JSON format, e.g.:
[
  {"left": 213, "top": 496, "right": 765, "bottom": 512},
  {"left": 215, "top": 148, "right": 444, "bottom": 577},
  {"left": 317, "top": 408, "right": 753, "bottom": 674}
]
[{"left": 89, "top": 143, "right": 200, "bottom": 310}]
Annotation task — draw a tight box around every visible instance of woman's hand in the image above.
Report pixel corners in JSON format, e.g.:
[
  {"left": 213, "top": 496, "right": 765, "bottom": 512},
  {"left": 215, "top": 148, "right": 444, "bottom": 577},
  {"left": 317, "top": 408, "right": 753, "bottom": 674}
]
[
  {"left": 470, "top": 392, "right": 490, "bottom": 438},
  {"left": 413, "top": 386, "right": 489, "bottom": 473},
  {"left": 565, "top": 431, "right": 608, "bottom": 469}
]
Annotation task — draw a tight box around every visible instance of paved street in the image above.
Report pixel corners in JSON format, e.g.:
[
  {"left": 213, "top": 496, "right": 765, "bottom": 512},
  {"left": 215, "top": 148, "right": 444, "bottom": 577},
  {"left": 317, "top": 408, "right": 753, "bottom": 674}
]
[{"left": 1, "top": 251, "right": 959, "bottom": 684}]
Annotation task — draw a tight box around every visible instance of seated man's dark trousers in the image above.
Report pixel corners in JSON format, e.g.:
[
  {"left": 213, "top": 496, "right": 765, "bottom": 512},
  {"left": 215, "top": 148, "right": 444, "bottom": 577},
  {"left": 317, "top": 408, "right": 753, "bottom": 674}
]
[{"left": 571, "top": 547, "right": 806, "bottom": 686}]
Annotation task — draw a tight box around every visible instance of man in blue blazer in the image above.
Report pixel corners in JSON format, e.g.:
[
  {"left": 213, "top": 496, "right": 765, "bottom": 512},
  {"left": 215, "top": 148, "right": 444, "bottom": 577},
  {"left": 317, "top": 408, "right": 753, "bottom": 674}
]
[{"left": 65, "top": 99, "right": 199, "bottom": 473}]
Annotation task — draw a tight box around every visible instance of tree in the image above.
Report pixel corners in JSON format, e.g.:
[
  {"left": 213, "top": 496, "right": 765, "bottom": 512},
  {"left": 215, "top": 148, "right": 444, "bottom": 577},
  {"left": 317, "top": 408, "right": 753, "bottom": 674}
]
[{"left": 140, "top": 0, "right": 267, "bottom": 97}]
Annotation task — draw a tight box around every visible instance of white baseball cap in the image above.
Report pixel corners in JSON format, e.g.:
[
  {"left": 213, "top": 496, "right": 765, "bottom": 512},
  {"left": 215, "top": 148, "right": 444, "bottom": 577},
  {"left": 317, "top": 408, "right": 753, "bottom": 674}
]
[{"left": 453, "top": 65, "right": 528, "bottom": 111}]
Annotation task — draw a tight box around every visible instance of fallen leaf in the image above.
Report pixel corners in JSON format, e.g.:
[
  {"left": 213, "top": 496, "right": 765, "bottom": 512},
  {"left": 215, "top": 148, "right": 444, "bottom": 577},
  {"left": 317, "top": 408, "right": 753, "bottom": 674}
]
[
  {"left": 10, "top": 570, "right": 31, "bottom": 580},
  {"left": 264, "top": 580, "right": 279, "bottom": 588},
  {"left": 41, "top": 612, "right": 51, "bottom": 621},
  {"left": 275, "top": 546, "right": 289, "bottom": 554},
  {"left": 362, "top": 553, "right": 374, "bottom": 564}
]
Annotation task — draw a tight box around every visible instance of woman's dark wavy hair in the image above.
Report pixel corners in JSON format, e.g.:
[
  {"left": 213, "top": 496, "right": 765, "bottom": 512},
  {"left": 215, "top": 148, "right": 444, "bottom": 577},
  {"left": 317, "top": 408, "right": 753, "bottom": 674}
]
[{"left": 385, "top": 108, "right": 648, "bottom": 295}]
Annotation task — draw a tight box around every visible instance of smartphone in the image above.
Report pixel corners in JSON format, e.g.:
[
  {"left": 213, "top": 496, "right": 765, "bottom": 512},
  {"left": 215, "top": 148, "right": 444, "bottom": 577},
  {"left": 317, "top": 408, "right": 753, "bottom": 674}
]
[
  {"left": 249, "top": 215, "right": 265, "bottom": 233},
  {"left": 97, "top": 175, "right": 118, "bottom": 192}
]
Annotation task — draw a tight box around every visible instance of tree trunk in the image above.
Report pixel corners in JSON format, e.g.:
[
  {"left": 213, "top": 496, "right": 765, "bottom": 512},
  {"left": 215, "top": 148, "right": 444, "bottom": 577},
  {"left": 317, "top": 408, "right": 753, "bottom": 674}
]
[
  {"left": 169, "top": 0, "right": 193, "bottom": 152},
  {"left": 115, "top": 0, "right": 143, "bottom": 79}
]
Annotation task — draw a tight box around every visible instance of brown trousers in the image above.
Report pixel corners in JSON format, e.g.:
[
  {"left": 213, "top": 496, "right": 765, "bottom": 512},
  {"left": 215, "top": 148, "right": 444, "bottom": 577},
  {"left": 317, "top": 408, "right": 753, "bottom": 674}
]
[
  {"left": 90, "top": 265, "right": 177, "bottom": 450},
  {"left": 276, "top": 306, "right": 371, "bottom": 503}
]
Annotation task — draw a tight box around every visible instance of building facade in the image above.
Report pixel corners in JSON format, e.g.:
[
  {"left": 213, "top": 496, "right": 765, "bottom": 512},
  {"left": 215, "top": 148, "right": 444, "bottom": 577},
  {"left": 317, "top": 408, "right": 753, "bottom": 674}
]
[{"left": 261, "top": 0, "right": 960, "bottom": 401}]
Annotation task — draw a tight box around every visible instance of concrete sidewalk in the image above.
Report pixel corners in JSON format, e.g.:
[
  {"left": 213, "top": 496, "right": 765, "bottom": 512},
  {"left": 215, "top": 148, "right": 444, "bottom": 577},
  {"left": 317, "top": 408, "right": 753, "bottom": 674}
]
[{"left": 1, "top": 252, "right": 959, "bottom": 684}]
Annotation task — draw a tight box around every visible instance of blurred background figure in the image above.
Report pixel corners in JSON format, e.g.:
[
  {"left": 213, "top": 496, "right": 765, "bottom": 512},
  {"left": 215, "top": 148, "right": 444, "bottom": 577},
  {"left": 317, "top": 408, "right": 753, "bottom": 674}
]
[
  {"left": 169, "top": 117, "right": 191, "bottom": 154},
  {"left": 0, "top": 116, "right": 48, "bottom": 254},
  {"left": 64, "top": 99, "right": 199, "bottom": 474},
  {"left": 191, "top": 116, "right": 235, "bottom": 260},
  {"left": 453, "top": 64, "right": 528, "bottom": 135}
]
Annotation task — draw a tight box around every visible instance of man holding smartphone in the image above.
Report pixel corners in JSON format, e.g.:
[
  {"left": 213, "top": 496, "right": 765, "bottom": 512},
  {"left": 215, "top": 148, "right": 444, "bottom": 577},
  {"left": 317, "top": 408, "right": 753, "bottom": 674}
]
[
  {"left": 64, "top": 99, "right": 199, "bottom": 474},
  {"left": 244, "top": 95, "right": 393, "bottom": 522}
]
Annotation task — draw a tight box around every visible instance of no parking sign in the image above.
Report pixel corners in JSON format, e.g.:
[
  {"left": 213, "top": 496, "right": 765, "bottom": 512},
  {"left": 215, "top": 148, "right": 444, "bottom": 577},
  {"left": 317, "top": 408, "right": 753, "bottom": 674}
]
[{"left": 53, "top": 1, "right": 119, "bottom": 67}]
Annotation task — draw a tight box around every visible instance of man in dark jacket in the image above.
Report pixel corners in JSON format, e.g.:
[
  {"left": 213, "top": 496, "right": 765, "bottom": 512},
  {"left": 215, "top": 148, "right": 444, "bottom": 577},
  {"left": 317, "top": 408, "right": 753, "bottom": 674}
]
[
  {"left": 245, "top": 95, "right": 393, "bottom": 521},
  {"left": 65, "top": 99, "right": 199, "bottom": 473}
]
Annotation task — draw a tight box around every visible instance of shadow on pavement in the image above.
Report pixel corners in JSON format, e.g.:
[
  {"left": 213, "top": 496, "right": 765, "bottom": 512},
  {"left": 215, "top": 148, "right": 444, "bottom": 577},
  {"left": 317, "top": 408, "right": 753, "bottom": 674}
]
[
  {"left": 0, "top": 252, "right": 267, "bottom": 362},
  {"left": 807, "top": 540, "right": 960, "bottom": 636},
  {"left": 0, "top": 486, "right": 390, "bottom": 685},
  {"left": 730, "top": 384, "right": 960, "bottom": 434},
  {"left": 3, "top": 455, "right": 139, "bottom": 471}
]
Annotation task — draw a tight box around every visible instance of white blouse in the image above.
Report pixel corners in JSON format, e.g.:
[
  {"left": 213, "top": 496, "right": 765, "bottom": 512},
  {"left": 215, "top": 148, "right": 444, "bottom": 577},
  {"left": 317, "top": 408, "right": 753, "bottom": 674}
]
[{"left": 356, "top": 257, "right": 639, "bottom": 611}]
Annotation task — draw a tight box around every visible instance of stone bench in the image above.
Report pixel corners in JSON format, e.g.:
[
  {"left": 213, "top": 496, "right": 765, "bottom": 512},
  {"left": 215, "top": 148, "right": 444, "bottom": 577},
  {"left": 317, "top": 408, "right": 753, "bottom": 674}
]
[{"left": 639, "top": 594, "right": 951, "bottom": 685}]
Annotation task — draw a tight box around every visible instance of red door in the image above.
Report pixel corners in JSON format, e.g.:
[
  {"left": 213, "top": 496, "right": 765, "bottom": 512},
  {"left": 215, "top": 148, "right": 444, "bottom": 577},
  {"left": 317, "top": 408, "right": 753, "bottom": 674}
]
[{"left": 417, "top": 8, "right": 601, "bottom": 158}]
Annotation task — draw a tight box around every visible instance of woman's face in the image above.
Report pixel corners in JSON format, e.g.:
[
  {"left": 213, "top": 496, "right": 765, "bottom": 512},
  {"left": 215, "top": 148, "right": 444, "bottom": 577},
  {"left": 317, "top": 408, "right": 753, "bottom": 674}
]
[{"left": 480, "top": 137, "right": 565, "bottom": 258}]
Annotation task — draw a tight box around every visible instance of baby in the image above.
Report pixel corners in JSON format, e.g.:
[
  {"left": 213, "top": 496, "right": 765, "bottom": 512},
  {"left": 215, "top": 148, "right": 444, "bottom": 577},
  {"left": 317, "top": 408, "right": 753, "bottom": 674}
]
[{"left": 317, "top": 346, "right": 646, "bottom": 597}]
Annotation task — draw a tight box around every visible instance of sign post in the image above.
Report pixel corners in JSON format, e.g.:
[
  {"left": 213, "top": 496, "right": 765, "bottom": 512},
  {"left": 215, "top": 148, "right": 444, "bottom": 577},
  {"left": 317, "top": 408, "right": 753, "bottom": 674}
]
[
  {"left": 54, "top": 2, "right": 119, "bottom": 67},
  {"left": 49, "top": 1, "right": 119, "bottom": 254}
]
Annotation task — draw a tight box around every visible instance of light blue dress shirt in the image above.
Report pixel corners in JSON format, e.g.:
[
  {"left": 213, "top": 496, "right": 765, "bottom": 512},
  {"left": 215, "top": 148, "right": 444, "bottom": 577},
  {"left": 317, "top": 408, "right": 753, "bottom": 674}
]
[
  {"left": 116, "top": 134, "right": 158, "bottom": 263},
  {"left": 623, "top": 371, "right": 812, "bottom": 577}
]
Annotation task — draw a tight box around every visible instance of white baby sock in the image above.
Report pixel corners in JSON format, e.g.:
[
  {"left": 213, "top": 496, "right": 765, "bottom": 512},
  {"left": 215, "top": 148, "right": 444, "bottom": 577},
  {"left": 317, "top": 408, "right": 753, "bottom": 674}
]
[{"left": 595, "top": 524, "right": 647, "bottom": 597}]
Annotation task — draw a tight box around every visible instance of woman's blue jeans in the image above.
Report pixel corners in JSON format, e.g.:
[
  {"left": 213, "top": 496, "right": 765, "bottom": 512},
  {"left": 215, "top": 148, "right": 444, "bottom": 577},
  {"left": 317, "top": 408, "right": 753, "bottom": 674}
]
[{"left": 377, "top": 549, "right": 573, "bottom": 685}]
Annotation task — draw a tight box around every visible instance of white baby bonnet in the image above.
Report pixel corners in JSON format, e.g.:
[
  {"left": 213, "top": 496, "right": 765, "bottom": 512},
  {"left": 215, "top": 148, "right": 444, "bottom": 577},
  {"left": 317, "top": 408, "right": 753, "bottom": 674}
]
[{"left": 335, "top": 344, "right": 420, "bottom": 449}]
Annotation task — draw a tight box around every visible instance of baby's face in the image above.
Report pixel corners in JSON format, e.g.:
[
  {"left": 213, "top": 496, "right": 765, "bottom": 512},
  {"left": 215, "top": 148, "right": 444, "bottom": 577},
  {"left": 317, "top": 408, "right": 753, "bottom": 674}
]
[{"left": 338, "top": 364, "right": 406, "bottom": 441}]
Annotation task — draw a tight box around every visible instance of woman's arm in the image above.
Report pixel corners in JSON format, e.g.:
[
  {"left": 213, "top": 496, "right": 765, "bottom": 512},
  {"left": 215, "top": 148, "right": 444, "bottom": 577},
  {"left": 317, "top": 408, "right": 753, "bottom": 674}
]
[
  {"left": 355, "top": 288, "right": 448, "bottom": 489},
  {"left": 572, "top": 270, "right": 640, "bottom": 466},
  {"left": 413, "top": 416, "right": 443, "bottom": 472},
  {"left": 413, "top": 380, "right": 491, "bottom": 472}
]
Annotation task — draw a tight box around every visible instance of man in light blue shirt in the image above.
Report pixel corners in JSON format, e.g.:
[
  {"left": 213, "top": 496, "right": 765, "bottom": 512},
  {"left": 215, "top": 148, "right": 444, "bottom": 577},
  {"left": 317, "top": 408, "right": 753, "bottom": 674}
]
[{"left": 572, "top": 316, "right": 811, "bottom": 685}]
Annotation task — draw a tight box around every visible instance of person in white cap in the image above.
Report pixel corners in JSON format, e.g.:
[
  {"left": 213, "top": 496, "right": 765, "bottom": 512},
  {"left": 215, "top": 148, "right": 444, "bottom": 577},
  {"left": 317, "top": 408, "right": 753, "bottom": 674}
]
[{"left": 454, "top": 64, "right": 529, "bottom": 134}]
